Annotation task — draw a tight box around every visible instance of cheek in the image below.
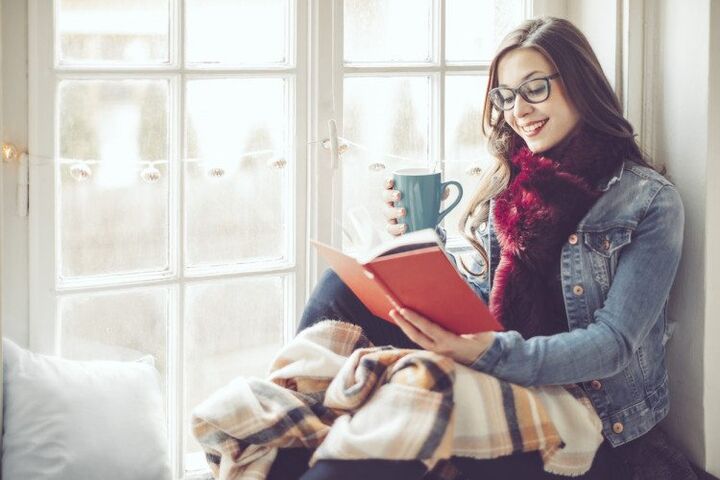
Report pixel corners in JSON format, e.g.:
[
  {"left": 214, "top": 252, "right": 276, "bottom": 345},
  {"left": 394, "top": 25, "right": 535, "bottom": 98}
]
[{"left": 503, "top": 111, "right": 517, "bottom": 130}]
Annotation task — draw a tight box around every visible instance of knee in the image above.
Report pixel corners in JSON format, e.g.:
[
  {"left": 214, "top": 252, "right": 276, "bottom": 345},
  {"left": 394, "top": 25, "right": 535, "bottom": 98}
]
[
  {"left": 298, "top": 269, "right": 353, "bottom": 331},
  {"left": 310, "top": 269, "right": 352, "bottom": 302}
]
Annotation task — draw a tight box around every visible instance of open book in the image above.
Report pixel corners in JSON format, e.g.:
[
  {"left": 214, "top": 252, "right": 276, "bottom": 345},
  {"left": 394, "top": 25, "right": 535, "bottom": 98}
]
[{"left": 311, "top": 229, "right": 503, "bottom": 335}]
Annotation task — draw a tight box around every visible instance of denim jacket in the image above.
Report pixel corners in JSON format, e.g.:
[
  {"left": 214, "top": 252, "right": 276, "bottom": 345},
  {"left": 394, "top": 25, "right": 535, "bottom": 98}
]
[{"left": 455, "top": 161, "right": 684, "bottom": 446}]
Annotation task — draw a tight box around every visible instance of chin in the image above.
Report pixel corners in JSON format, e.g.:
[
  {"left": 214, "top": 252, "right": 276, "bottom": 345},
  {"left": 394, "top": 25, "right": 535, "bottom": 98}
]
[{"left": 525, "top": 139, "right": 549, "bottom": 154}]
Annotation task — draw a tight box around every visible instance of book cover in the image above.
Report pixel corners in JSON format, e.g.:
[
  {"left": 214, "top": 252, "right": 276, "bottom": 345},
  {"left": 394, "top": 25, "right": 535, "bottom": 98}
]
[{"left": 311, "top": 231, "right": 503, "bottom": 335}]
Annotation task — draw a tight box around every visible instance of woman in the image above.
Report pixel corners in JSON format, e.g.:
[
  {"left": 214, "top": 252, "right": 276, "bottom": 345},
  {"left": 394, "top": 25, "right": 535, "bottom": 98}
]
[{"left": 270, "top": 17, "right": 694, "bottom": 480}]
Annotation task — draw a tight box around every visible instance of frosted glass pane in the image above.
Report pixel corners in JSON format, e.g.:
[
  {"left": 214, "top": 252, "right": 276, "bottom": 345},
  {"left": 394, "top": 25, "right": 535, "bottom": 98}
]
[
  {"left": 58, "top": 80, "right": 170, "bottom": 280},
  {"left": 184, "top": 276, "right": 286, "bottom": 455},
  {"left": 57, "top": 0, "right": 169, "bottom": 65},
  {"left": 344, "top": 0, "right": 433, "bottom": 64},
  {"left": 185, "top": 78, "right": 289, "bottom": 269},
  {"left": 444, "top": 75, "right": 492, "bottom": 238},
  {"left": 59, "top": 288, "right": 169, "bottom": 387},
  {"left": 342, "top": 76, "right": 431, "bottom": 248},
  {"left": 446, "top": 0, "right": 525, "bottom": 62},
  {"left": 186, "top": 0, "right": 289, "bottom": 66}
]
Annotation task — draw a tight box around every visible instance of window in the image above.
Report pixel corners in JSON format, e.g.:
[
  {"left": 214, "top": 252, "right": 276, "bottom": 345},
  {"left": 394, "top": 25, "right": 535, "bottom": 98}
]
[
  {"left": 330, "top": 0, "right": 527, "bottom": 248},
  {"left": 27, "top": 0, "right": 527, "bottom": 477},
  {"left": 29, "top": 0, "right": 305, "bottom": 476}
]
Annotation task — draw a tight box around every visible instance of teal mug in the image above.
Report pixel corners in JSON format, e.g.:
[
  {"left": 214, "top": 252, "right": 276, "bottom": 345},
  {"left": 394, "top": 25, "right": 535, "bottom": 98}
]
[{"left": 393, "top": 168, "right": 463, "bottom": 233}]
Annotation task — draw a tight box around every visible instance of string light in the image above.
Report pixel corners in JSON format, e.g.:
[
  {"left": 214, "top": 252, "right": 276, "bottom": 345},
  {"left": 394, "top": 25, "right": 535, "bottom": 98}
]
[
  {"left": 266, "top": 155, "right": 287, "bottom": 170},
  {"left": 69, "top": 161, "right": 93, "bottom": 181},
  {"left": 140, "top": 163, "right": 161, "bottom": 184},
  {"left": 205, "top": 165, "right": 226, "bottom": 178},
  {"left": 2, "top": 143, "right": 19, "bottom": 163},
  {"left": 465, "top": 165, "right": 483, "bottom": 176},
  {"left": 318, "top": 135, "right": 487, "bottom": 175},
  {"left": 39, "top": 137, "right": 485, "bottom": 184}
]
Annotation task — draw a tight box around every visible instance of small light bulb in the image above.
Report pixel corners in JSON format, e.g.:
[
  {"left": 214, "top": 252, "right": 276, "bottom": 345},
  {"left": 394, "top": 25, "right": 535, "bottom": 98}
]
[
  {"left": 206, "top": 165, "right": 226, "bottom": 178},
  {"left": 368, "top": 162, "right": 386, "bottom": 172},
  {"left": 70, "top": 162, "right": 92, "bottom": 182},
  {"left": 140, "top": 164, "right": 161, "bottom": 184},
  {"left": 266, "top": 156, "right": 287, "bottom": 170},
  {"left": 465, "top": 166, "right": 483, "bottom": 177},
  {"left": 2, "top": 143, "right": 18, "bottom": 163}
]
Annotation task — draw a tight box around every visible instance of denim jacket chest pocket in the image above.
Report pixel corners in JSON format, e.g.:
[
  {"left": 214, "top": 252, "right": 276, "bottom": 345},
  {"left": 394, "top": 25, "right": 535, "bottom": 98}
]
[{"left": 582, "top": 226, "right": 634, "bottom": 295}]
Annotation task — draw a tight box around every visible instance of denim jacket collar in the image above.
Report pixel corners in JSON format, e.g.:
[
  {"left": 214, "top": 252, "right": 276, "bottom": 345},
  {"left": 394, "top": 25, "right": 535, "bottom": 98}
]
[{"left": 596, "top": 160, "right": 627, "bottom": 192}]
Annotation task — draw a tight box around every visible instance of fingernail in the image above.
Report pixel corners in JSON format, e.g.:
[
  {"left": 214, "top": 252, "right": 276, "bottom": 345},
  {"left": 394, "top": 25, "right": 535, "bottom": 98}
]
[
  {"left": 393, "top": 192, "right": 400, "bottom": 201},
  {"left": 399, "top": 208, "right": 406, "bottom": 216}
]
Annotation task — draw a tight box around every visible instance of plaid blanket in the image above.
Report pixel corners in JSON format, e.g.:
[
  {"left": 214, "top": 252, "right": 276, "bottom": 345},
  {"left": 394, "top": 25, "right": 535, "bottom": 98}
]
[{"left": 192, "top": 321, "right": 603, "bottom": 479}]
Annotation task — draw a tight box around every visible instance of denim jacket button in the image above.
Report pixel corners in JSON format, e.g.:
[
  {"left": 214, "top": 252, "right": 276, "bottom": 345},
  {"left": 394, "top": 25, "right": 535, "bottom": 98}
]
[
  {"left": 568, "top": 233, "right": 578, "bottom": 245},
  {"left": 590, "top": 380, "right": 602, "bottom": 390},
  {"left": 612, "top": 422, "right": 624, "bottom": 434},
  {"left": 573, "top": 285, "right": 584, "bottom": 296}
]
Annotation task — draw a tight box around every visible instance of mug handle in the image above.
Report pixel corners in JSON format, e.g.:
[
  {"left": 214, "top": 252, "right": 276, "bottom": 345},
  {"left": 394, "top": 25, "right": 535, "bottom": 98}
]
[{"left": 437, "top": 180, "right": 463, "bottom": 224}]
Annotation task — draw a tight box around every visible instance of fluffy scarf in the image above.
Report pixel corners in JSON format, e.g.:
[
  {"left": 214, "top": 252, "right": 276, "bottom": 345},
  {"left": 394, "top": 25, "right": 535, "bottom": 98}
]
[{"left": 489, "top": 126, "right": 633, "bottom": 338}]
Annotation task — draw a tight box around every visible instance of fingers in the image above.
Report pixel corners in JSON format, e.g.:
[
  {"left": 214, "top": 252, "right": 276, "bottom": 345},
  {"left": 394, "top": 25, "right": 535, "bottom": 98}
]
[
  {"left": 382, "top": 188, "right": 401, "bottom": 204},
  {"left": 386, "top": 222, "right": 407, "bottom": 236},
  {"left": 384, "top": 177, "right": 394, "bottom": 190},
  {"left": 398, "top": 308, "right": 451, "bottom": 341},
  {"left": 390, "top": 309, "right": 435, "bottom": 348},
  {"left": 441, "top": 186, "right": 450, "bottom": 201},
  {"left": 383, "top": 182, "right": 406, "bottom": 236},
  {"left": 383, "top": 204, "right": 406, "bottom": 221}
]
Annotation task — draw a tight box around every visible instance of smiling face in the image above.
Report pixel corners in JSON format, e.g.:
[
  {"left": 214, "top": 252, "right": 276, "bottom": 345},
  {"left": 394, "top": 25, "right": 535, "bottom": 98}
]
[{"left": 497, "top": 47, "right": 581, "bottom": 153}]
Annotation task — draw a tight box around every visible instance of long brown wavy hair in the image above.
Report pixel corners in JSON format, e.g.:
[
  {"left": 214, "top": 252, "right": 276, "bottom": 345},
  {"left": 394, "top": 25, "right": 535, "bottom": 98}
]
[{"left": 459, "top": 16, "right": 653, "bottom": 277}]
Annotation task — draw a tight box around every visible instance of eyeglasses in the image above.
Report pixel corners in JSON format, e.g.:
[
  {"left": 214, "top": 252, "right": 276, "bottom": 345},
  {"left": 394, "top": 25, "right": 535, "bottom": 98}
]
[{"left": 488, "top": 73, "right": 560, "bottom": 111}]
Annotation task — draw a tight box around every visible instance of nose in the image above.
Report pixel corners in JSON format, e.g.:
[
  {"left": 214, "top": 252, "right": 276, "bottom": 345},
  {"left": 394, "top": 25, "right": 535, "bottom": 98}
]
[{"left": 513, "top": 94, "right": 533, "bottom": 118}]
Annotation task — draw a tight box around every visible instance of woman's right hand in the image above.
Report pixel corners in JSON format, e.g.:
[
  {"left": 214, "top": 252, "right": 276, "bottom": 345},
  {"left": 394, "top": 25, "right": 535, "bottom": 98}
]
[{"left": 382, "top": 178, "right": 407, "bottom": 236}]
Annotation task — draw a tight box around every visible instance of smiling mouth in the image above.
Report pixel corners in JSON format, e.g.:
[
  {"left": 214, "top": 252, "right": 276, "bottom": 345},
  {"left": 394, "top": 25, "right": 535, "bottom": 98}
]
[{"left": 520, "top": 119, "right": 548, "bottom": 136}]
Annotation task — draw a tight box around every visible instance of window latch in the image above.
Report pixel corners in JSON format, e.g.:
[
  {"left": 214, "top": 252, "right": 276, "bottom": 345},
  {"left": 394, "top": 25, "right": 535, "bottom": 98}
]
[{"left": 2, "top": 142, "right": 29, "bottom": 217}]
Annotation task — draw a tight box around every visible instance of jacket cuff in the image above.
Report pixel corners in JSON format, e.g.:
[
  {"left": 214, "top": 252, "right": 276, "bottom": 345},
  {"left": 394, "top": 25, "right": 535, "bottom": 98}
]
[{"left": 469, "top": 333, "right": 504, "bottom": 372}]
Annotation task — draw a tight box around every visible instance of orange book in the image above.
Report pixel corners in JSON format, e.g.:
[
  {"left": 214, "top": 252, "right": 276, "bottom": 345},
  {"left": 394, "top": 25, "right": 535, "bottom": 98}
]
[{"left": 311, "top": 229, "right": 503, "bottom": 335}]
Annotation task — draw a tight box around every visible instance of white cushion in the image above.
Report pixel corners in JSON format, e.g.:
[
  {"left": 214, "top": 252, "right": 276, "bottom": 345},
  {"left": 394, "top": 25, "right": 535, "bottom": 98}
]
[{"left": 2, "top": 338, "right": 172, "bottom": 480}]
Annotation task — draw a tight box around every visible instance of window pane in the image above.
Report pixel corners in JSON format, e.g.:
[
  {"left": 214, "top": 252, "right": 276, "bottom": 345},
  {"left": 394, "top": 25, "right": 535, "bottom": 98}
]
[
  {"left": 344, "top": 0, "right": 433, "bottom": 64},
  {"left": 184, "top": 78, "right": 290, "bottom": 271},
  {"left": 445, "top": 0, "right": 525, "bottom": 63},
  {"left": 444, "top": 75, "right": 492, "bottom": 238},
  {"left": 59, "top": 288, "right": 169, "bottom": 387},
  {"left": 183, "top": 275, "right": 286, "bottom": 462},
  {"left": 58, "top": 80, "right": 170, "bottom": 281},
  {"left": 185, "top": 0, "right": 290, "bottom": 66},
  {"left": 57, "top": 0, "right": 170, "bottom": 65},
  {"left": 342, "top": 76, "right": 431, "bottom": 247}
]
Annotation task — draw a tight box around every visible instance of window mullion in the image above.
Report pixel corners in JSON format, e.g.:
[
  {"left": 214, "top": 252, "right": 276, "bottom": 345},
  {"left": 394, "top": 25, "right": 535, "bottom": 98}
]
[
  {"left": 438, "top": 0, "right": 446, "bottom": 180},
  {"left": 173, "top": 0, "right": 185, "bottom": 476}
]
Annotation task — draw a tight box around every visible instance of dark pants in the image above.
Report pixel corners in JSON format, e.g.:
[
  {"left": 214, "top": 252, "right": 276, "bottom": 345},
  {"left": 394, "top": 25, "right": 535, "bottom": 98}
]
[{"left": 269, "top": 269, "right": 624, "bottom": 480}]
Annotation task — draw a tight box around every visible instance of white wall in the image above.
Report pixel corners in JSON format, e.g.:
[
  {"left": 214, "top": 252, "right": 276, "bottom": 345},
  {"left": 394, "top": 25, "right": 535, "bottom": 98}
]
[
  {"left": 703, "top": 0, "right": 720, "bottom": 473},
  {"left": 1, "top": 0, "right": 29, "bottom": 347},
  {"left": 648, "top": 0, "right": 718, "bottom": 475},
  {"left": 566, "top": 0, "right": 718, "bottom": 474},
  {"left": 567, "top": 0, "right": 621, "bottom": 93},
  {"left": 1, "top": 0, "right": 5, "bottom": 456}
]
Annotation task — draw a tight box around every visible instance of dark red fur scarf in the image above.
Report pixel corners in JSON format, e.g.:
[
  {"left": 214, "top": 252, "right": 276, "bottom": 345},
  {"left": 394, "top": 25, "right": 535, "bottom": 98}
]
[{"left": 489, "top": 126, "right": 632, "bottom": 338}]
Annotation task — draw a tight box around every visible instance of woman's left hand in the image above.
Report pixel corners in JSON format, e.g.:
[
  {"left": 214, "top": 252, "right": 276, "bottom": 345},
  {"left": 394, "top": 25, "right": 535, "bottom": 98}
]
[{"left": 389, "top": 308, "right": 496, "bottom": 365}]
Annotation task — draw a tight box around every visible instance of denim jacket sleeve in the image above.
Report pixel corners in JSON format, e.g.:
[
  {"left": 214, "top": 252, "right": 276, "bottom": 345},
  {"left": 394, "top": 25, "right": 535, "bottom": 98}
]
[{"left": 470, "top": 185, "right": 685, "bottom": 386}]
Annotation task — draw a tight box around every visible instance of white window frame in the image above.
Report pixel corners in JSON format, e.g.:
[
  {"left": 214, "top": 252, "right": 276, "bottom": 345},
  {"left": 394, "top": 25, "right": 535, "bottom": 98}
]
[
  {"left": 27, "top": 1, "right": 308, "bottom": 477},
  {"left": 308, "top": 0, "right": 536, "bottom": 282},
  {"left": 23, "top": 0, "right": 598, "bottom": 478}
]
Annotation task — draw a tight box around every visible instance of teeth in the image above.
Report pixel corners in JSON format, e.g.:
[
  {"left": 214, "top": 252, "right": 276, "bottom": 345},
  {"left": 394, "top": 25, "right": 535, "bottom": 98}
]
[{"left": 521, "top": 119, "right": 547, "bottom": 133}]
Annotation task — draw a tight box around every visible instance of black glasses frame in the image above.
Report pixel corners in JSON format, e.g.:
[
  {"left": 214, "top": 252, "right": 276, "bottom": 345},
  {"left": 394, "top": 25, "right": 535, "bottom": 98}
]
[{"left": 488, "top": 73, "right": 561, "bottom": 111}]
